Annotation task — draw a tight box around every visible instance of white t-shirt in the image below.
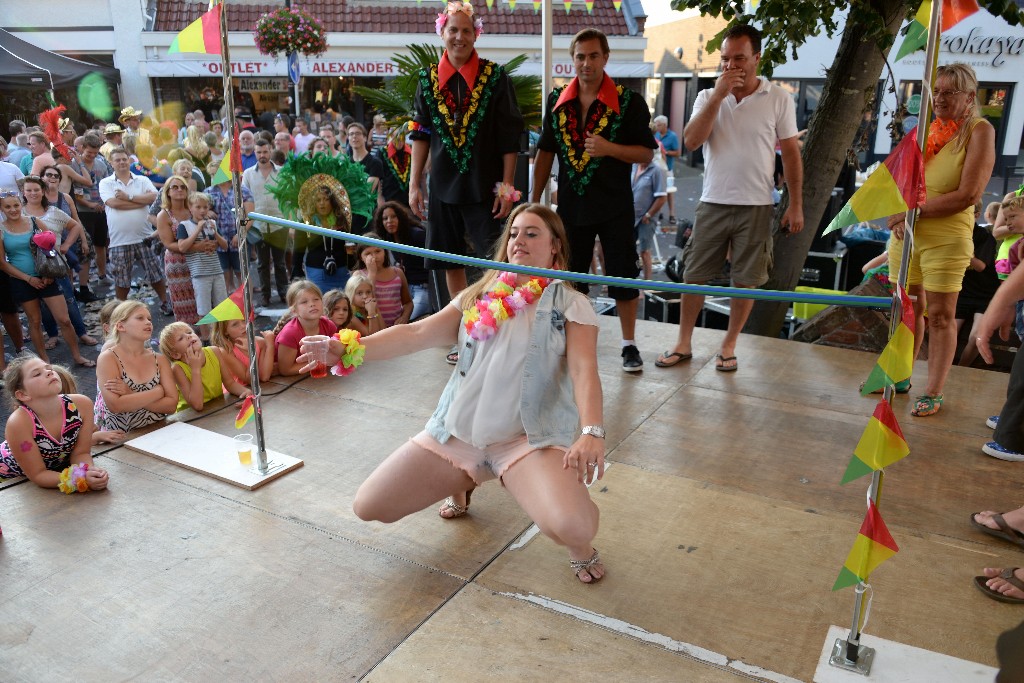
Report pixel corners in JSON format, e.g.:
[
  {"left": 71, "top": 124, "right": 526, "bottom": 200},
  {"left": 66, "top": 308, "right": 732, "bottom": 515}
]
[
  {"left": 446, "top": 284, "right": 599, "bottom": 448},
  {"left": 29, "top": 206, "right": 72, "bottom": 245},
  {"left": 293, "top": 132, "right": 316, "bottom": 154},
  {"left": 98, "top": 173, "right": 157, "bottom": 248},
  {"left": 0, "top": 161, "right": 24, "bottom": 193},
  {"left": 694, "top": 78, "right": 798, "bottom": 206}
]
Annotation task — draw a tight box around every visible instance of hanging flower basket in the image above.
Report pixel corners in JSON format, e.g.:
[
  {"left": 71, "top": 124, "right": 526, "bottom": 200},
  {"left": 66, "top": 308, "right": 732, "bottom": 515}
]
[{"left": 254, "top": 7, "right": 328, "bottom": 58}]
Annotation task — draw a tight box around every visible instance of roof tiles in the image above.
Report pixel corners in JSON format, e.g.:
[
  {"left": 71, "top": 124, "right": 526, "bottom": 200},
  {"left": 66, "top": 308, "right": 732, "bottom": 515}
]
[{"left": 154, "top": 0, "right": 636, "bottom": 36}]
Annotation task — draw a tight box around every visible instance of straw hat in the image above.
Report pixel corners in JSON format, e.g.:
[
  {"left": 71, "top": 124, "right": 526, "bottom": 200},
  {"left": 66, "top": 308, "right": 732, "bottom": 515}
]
[
  {"left": 118, "top": 106, "right": 144, "bottom": 123},
  {"left": 298, "top": 174, "right": 352, "bottom": 232},
  {"left": 104, "top": 123, "right": 126, "bottom": 136}
]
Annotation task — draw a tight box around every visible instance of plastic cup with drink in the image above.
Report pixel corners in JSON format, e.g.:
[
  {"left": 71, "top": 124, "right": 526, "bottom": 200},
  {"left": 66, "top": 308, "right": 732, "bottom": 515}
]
[
  {"left": 234, "top": 434, "right": 254, "bottom": 467},
  {"left": 304, "top": 334, "right": 331, "bottom": 379}
]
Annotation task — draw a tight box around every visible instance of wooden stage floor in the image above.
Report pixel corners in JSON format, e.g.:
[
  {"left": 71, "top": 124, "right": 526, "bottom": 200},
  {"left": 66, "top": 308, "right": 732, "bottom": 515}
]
[{"left": 1, "top": 317, "right": 1021, "bottom": 682}]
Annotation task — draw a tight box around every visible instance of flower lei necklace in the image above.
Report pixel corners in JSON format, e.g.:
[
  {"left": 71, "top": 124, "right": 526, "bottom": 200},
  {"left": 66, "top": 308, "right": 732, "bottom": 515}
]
[
  {"left": 420, "top": 59, "right": 501, "bottom": 174},
  {"left": 925, "top": 117, "right": 962, "bottom": 161},
  {"left": 462, "top": 272, "right": 551, "bottom": 341}
]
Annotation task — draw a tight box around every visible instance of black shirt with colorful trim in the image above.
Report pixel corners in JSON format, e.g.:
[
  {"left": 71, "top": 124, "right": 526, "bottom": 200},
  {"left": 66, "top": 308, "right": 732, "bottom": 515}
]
[
  {"left": 538, "top": 75, "right": 657, "bottom": 226},
  {"left": 411, "top": 51, "right": 524, "bottom": 205},
  {"left": 377, "top": 143, "right": 411, "bottom": 207}
]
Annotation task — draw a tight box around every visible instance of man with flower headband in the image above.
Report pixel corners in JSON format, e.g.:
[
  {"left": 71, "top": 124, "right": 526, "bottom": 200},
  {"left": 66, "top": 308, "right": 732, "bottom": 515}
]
[
  {"left": 409, "top": 1, "right": 525, "bottom": 309},
  {"left": 532, "top": 28, "right": 658, "bottom": 373}
]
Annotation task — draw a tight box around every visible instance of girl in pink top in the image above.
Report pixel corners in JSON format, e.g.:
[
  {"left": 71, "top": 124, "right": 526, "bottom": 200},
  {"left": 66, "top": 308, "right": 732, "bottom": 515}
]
[
  {"left": 275, "top": 280, "right": 337, "bottom": 375},
  {"left": 354, "top": 239, "right": 412, "bottom": 327}
]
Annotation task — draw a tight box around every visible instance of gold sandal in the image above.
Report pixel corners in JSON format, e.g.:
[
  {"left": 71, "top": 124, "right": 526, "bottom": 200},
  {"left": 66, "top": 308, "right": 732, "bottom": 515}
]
[
  {"left": 569, "top": 548, "right": 603, "bottom": 583},
  {"left": 438, "top": 488, "right": 473, "bottom": 519}
]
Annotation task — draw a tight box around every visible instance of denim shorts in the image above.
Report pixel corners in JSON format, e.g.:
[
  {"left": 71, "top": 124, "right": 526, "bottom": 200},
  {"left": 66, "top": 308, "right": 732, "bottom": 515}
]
[{"left": 218, "top": 250, "right": 241, "bottom": 272}]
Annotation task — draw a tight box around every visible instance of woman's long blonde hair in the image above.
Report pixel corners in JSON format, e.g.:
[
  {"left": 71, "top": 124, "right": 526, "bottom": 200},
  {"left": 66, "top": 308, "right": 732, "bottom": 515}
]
[
  {"left": 458, "top": 203, "right": 570, "bottom": 311},
  {"left": 934, "top": 63, "right": 982, "bottom": 153}
]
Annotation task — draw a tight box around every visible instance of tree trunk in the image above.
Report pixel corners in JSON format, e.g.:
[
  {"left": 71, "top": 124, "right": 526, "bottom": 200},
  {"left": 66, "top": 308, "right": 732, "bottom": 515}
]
[{"left": 744, "top": 1, "right": 909, "bottom": 337}]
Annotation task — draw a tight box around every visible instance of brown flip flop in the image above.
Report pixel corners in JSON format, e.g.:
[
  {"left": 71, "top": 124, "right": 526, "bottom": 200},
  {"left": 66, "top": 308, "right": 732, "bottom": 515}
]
[
  {"left": 973, "top": 568, "right": 1024, "bottom": 604},
  {"left": 654, "top": 351, "right": 692, "bottom": 368},
  {"left": 970, "top": 512, "right": 1024, "bottom": 550},
  {"left": 715, "top": 354, "right": 738, "bottom": 372}
]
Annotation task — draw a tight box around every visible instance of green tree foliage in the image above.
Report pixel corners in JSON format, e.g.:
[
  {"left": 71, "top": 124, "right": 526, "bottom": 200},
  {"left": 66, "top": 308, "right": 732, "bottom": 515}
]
[{"left": 353, "top": 44, "right": 542, "bottom": 133}]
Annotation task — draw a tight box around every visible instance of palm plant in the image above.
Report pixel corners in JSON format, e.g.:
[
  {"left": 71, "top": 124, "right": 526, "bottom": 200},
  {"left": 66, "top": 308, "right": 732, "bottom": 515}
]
[{"left": 353, "top": 44, "right": 542, "bottom": 133}]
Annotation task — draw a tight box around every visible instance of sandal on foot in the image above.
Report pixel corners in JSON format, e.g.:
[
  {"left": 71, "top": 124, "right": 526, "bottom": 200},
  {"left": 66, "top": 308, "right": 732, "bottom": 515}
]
[
  {"left": 439, "top": 488, "right": 473, "bottom": 519},
  {"left": 714, "top": 354, "right": 738, "bottom": 372},
  {"left": 75, "top": 358, "right": 96, "bottom": 368},
  {"left": 446, "top": 345, "right": 459, "bottom": 365},
  {"left": 911, "top": 393, "right": 943, "bottom": 417},
  {"left": 79, "top": 334, "right": 100, "bottom": 346},
  {"left": 655, "top": 351, "right": 692, "bottom": 368},
  {"left": 970, "top": 512, "right": 1024, "bottom": 550},
  {"left": 570, "top": 548, "right": 604, "bottom": 584},
  {"left": 44, "top": 337, "right": 59, "bottom": 350},
  {"left": 859, "top": 378, "right": 911, "bottom": 395},
  {"left": 973, "top": 568, "right": 1024, "bottom": 604}
]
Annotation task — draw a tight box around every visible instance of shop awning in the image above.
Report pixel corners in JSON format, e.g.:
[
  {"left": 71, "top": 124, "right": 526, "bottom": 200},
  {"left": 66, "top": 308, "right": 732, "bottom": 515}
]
[{"left": 0, "top": 28, "right": 120, "bottom": 89}]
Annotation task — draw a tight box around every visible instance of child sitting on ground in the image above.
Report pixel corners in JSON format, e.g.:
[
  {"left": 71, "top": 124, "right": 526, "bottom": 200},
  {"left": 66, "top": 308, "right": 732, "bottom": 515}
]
[
  {"left": 345, "top": 274, "right": 383, "bottom": 336},
  {"left": 159, "top": 322, "right": 252, "bottom": 412},
  {"left": 353, "top": 238, "right": 413, "bottom": 326},
  {"left": 177, "top": 192, "right": 228, "bottom": 339},
  {"left": 323, "top": 289, "right": 352, "bottom": 330},
  {"left": 0, "top": 353, "right": 110, "bottom": 491},
  {"left": 212, "top": 318, "right": 276, "bottom": 385},
  {"left": 51, "top": 364, "right": 126, "bottom": 446},
  {"left": 275, "top": 280, "right": 337, "bottom": 376}
]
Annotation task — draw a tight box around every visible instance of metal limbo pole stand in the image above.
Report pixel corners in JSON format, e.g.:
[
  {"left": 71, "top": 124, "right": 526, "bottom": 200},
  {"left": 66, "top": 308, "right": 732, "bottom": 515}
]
[
  {"left": 217, "top": 1, "right": 274, "bottom": 476},
  {"left": 829, "top": 2, "right": 940, "bottom": 674}
]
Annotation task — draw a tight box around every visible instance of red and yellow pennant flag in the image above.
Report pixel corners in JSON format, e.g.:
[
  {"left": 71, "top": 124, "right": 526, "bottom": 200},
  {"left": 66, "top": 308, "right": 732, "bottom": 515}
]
[
  {"left": 834, "top": 501, "right": 899, "bottom": 590},
  {"left": 842, "top": 399, "right": 910, "bottom": 484},
  {"left": 197, "top": 284, "right": 249, "bottom": 325},
  {"left": 860, "top": 285, "right": 916, "bottom": 395},
  {"left": 211, "top": 124, "right": 241, "bottom": 185},
  {"left": 613, "top": 0, "right": 622, "bottom": 9},
  {"left": 894, "top": 0, "right": 980, "bottom": 62},
  {"left": 168, "top": 2, "right": 222, "bottom": 55},
  {"left": 824, "top": 128, "right": 925, "bottom": 235},
  {"left": 564, "top": 0, "right": 573, "bottom": 12},
  {"left": 585, "top": 0, "right": 594, "bottom": 11},
  {"left": 235, "top": 395, "right": 255, "bottom": 429}
]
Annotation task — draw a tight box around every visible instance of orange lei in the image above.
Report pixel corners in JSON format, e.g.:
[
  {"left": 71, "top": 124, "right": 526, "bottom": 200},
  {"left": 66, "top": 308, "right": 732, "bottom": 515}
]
[{"left": 925, "top": 118, "right": 961, "bottom": 161}]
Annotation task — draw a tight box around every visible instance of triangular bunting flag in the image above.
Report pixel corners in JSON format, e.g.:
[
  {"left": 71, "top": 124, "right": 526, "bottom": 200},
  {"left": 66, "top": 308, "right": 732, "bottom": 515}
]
[
  {"left": 210, "top": 123, "right": 241, "bottom": 186},
  {"left": 197, "top": 284, "right": 249, "bottom": 325},
  {"left": 168, "top": 3, "right": 222, "bottom": 55},
  {"left": 894, "top": 0, "right": 980, "bottom": 62},
  {"left": 486, "top": 0, "right": 494, "bottom": 7},
  {"left": 860, "top": 285, "right": 916, "bottom": 395},
  {"left": 235, "top": 395, "right": 255, "bottom": 429},
  {"left": 533, "top": 0, "right": 542, "bottom": 11},
  {"left": 564, "top": 0, "right": 572, "bottom": 12},
  {"left": 824, "top": 128, "right": 924, "bottom": 235},
  {"left": 612, "top": 0, "right": 622, "bottom": 9},
  {"left": 842, "top": 398, "right": 910, "bottom": 484},
  {"left": 585, "top": 0, "right": 594, "bottom": 11},
  {"left": 833, "top": 501, "right": 900, "bottom": 590}
]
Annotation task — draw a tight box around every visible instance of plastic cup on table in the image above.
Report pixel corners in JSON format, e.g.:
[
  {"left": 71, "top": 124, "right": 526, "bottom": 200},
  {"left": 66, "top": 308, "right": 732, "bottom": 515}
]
[{"left": 234, "top": 434, "right": 254, "bottom": 467}]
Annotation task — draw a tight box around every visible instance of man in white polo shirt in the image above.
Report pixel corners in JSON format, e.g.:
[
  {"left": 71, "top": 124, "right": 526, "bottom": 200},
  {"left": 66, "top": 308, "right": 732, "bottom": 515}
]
[
  {"left": 99, "top": 146, "right": 170, "bottom": 307},
  {"left": 655, "top": 24, "right": 803, "bottom": 374}
]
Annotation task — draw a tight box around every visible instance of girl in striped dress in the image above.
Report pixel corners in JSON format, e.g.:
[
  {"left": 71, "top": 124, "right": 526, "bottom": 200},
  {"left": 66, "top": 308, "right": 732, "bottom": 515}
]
[{"left": 353, "top": 239, "right": 412, "bottom": 327}]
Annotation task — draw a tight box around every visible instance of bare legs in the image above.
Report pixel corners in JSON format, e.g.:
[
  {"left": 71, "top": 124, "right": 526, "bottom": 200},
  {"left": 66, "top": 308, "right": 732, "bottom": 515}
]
[
  {"left": 661, "top": 282, "right": 756, "bottom": 369},
  {"left": 353, "top": 442, "right": 603, "bottom": 582},
  {"left": 445, "top": 269, "right": 468, "bottom": 300}
]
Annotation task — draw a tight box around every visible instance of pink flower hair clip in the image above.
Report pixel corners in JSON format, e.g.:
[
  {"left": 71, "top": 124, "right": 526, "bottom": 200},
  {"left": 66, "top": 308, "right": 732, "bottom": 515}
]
[{"left": 436, "top": 1, "right": 484, "bottom": 38}]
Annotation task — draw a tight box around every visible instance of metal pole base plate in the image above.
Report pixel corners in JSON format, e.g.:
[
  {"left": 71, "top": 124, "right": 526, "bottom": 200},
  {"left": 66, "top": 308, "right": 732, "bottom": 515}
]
[
  {"left": 829, "top": 638, "right": 875, "bottom": 676},
  {"left": 248, "top": 459, "right": 288, "bottom": 477}
]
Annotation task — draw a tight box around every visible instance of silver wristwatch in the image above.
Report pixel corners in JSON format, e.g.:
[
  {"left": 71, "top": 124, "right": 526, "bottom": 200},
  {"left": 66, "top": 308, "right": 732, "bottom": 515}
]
[{"left": 581, "top": 425, "right": 605, "bottom": 439}]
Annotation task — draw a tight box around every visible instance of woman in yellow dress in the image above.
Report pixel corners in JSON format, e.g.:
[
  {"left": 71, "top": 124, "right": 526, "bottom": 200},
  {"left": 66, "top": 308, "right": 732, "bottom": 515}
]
[{"left": 887, "top": 63, "right": 995, "bottom": 416}]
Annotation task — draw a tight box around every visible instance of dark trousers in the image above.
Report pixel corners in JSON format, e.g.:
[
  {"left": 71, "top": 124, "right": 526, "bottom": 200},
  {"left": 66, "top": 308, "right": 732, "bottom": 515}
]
[
  {"left": 256, "top": 241, "right": 289, "bottom": 302},
  {"left": 42, "top": 276, "right": 87, "bottom": 338},
  {"left": 994, "top": 341, "right": 1024, "bottom": 452}
]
